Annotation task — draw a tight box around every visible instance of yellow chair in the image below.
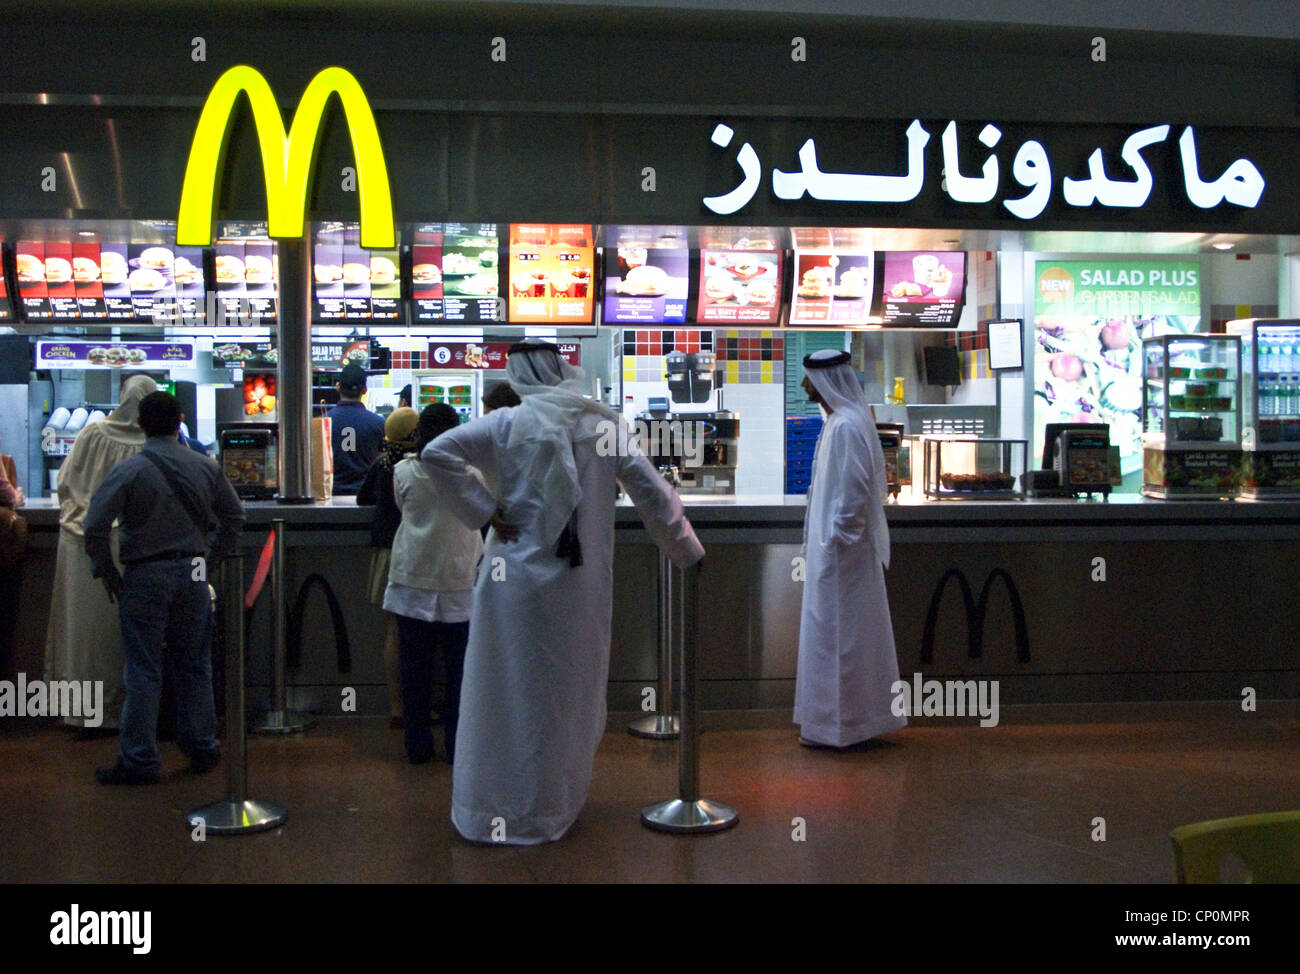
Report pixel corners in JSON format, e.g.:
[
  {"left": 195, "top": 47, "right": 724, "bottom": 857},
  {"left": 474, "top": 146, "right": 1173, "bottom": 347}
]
[{"left": 1170, "top": 810, "right": 1300, "bottom": 883}]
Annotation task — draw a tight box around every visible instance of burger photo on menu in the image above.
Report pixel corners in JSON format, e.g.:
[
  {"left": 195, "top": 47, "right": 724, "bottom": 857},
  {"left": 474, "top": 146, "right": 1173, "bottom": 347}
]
[
  {"left": 99, "top": 250, "right": 128, "bottom": 286},
  {"left": 412, "top": 261, "right": 441, "bottom": 287},
  {"left": 698, "top": 249, "right": 781, "bottom": 323},
  {"left": 16, "top": 252, "right": 45, "bottom": 284},
  {"left": 369, "top": 256, "right": 397, "bottom": 285},
  {"left": 215, "top": 254, "right": 245, "bottom": 288},
  {"left": 72, "top": 256, "right": 100, "bottom": 284}
]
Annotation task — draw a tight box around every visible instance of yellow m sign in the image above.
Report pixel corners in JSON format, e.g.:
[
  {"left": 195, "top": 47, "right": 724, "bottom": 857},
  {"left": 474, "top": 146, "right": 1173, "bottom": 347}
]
[{"left": 177, "top": 65, "right": 394, "bottom": 248}]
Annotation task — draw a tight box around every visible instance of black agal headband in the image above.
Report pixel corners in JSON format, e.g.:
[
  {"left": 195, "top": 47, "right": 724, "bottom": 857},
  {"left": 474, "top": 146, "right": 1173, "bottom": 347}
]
[{"left": 802, "top": 350, "right": 851, "bottom": 369}]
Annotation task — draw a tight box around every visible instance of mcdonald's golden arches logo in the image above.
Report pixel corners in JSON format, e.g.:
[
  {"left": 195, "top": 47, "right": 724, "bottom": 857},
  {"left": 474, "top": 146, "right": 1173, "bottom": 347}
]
[{"left": 176, "top": 65, "right": 394, "bottom": 249}]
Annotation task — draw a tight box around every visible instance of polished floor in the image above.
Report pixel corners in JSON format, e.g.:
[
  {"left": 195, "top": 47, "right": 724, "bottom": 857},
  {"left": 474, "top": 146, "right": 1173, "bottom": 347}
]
[{"left": 2, "top": 701, "right": 1297, "bottom": 883}]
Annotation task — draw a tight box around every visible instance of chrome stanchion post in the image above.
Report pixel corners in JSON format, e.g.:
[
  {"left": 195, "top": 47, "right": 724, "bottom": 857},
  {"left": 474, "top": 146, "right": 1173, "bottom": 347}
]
[
  {"left": 253, "top": 518, "right": 313, "bottom": 734},
  {"left": 628, "top": 549, "right": 679, "bottom": 739},
  {"left": 641, "top": 560, "right": 738, "bottom": 833},
  {"left": 187, "top": 556, "right": 286, "bottom": 835}
]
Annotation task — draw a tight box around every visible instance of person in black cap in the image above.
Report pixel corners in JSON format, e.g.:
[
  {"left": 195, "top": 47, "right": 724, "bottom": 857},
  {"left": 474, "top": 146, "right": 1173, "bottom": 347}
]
[{"left": 327, "top": 363, "right": 386, "bottom": 495}]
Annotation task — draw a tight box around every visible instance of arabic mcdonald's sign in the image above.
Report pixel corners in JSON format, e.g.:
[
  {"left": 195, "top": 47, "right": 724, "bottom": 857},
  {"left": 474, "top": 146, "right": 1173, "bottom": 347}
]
[
  {"left": 176, "top": 65, "right": 394, "bottom": 249},
  {"left": 920, "top": 567, "right": 1030, "bottom": 666}
]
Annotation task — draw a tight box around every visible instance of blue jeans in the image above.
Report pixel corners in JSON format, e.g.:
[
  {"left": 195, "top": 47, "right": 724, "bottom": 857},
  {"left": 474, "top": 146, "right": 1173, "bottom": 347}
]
[{"left": 117, "top": 559, "right": 218, "bottom": 775}]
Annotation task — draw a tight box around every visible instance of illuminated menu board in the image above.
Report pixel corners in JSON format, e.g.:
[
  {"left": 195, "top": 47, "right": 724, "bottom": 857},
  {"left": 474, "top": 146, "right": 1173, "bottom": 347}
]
[
  {"left": 16, "top": 241, "right": 54, "bottom": 319},
  {"left": 0, "top": 243, "right": 12, "bottom": 320},
  {"left": 789, "top": 251, "right": 875, "bottom": 326},
  {"left": 697, "top": 249, "right": 782, "bottom": 324},
  {"left": 312, "top": 222, "right": 402, "bottom": 322},
  {"left": 18, "top": 234, "right": 203, "bottom": 323},
  {"left": 508, "top": 224, "right": 594, "bottom": 324},
  {"left": 411, "top": 223, "right": 501, "bottom": 323},
  {"left": 216, "top": 223, "right": 278, "bottom": 325},
  {"left": 35, "top": 340, "right": 195, "bottom": 369},
  {"left": 872, "top": 251, "right": 967, "bottom": 328},
  {"left": 603, "top": 227, "right": 689, "bottom": 324}
]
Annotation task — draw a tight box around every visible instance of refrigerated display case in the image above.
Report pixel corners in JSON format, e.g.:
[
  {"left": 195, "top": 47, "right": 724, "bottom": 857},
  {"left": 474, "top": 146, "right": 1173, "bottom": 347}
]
[
  {"left": 1141, "top": 334, "right": 1242, "bottom": 498},
  {"left": 1225, "top": 318, "right": 1300, "bottom": 498},
  {"left": 411, "top": 370, "right": 481, "bottom": 424}
]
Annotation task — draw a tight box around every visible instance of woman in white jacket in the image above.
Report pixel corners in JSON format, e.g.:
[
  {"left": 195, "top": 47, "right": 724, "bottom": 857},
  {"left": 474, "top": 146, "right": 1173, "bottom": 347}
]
[{"left": 384, "top": 404, "right": 483, "bottom": 763}]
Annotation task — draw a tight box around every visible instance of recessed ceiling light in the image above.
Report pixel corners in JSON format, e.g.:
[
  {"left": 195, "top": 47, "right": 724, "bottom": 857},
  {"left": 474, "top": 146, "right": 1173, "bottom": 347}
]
[{"left": 1212, "top": 242, "right": 1234, "bottom": 251}]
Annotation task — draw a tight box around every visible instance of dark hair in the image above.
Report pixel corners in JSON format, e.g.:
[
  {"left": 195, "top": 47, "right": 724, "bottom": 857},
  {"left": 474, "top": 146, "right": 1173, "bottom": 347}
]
[
  {"left": 138, "top": 391, "right": 183, "bottom": 437},
  {"left": 415, "top": 403, "right": 460, "bottom": 452},
  {"left": 482, "top": 381, "right": 521, "bottom": 412}
]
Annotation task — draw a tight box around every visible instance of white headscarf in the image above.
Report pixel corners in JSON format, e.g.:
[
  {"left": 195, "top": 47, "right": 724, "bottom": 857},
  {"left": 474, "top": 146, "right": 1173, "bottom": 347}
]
[
  {"left": 804, "top": 349, "right": 890, "bottom": 567},
  {"left": 504, "top": 341, "right": 620, "bottom": 552},
  {"left": 101, "top": 374, "right": 158, "bottom": 443}
]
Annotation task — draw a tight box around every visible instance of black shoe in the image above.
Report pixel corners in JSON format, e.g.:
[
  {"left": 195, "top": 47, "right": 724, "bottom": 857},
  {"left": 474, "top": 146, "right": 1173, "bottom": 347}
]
[
  {"left": 189, "top": 749, "right": 221, "bottom": 774},
  {"left": 95, "top": 762, "right": 160, "bottom": 786},
  {"left": 74, "top": 727, "right": 119, "bottom": 741}
]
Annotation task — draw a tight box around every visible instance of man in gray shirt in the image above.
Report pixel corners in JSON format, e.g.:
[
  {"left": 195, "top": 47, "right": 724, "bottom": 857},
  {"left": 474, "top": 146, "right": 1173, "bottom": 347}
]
[{"left": 85, "top": 391, "right": 245, "bottom": 784}]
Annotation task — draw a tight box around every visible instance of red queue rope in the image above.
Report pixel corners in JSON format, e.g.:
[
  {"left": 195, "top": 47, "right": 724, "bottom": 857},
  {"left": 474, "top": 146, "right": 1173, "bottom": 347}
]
[{"left": 244, "top": 528, "right": 276, "bottom": 610}]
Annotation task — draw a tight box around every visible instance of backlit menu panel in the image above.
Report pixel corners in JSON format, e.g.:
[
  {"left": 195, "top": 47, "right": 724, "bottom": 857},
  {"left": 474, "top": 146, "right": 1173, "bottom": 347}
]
[
  {"left": 788, "top": 250, "right": 875, "bottom": 326},
  {"left": 216, "top": 223, "right": 278, "bottom": 325},
  {"left": 16, "top": 230, "right": 204, "bottom": 323},
  {"left": 697, "top": 249, "right": 782, "bottom": 324},
  {"left": 126, "top": 242, "right": 205, "bottom": 322},
  {"left": 508, "top": 224, "right": 594, "bottom": 323},
  {"left": 411, "top": 223, "right": 501, "bottom": 323},
  {"left": 872, "top": 251, "right": 967, "bottom": 328},
  {"left": 16, "top": 241, "right": 53, "bottom": 319},
  {"left": 312, "top": 222, "right": 402, "bottom": 322},
  {"left": 0, "top": 243, "right": 10, "bottom": 320},
  {"left": 603, "top": 226, "right": 689, "bottom": 324}
]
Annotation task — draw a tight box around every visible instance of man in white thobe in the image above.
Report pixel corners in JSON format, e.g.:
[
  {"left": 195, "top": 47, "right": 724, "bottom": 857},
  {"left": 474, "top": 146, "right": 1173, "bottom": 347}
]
[
  {"left": 44, "top": 374, "right": 158, "bottom": 730},
  {"left": 421, "top": 340, "right": 704, "bottom": 844},
  {"left": 795, "top": 349, "right": 906, "bottom": 748}
]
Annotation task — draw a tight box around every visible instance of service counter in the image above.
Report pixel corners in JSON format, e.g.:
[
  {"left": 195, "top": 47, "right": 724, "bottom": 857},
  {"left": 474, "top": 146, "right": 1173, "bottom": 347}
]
[{"left": 13, "top": 493, "right": 1300, "bottom": 713}]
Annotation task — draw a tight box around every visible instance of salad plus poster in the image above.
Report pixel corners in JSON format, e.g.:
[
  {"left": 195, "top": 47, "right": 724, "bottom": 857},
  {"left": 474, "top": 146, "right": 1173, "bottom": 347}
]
[{"left": 1033, "top": 259, "right": 1202, "bottom": 490}]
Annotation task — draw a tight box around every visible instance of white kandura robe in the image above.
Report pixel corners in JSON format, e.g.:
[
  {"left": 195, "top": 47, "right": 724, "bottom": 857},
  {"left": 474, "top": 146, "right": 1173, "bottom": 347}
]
[
  {"left": 422, "top": 406, "right": 704, "bottom": 845},
  {"left": 795, "top": 411, "right": 907, "bottom": 746},
  {"left": 43, "top": 419, "right": 145, "bottom": 727}
]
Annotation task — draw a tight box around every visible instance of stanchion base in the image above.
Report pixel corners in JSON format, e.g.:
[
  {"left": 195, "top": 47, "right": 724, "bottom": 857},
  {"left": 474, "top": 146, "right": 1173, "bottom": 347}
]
[
  {"left": 251, "top": 710, "right": 315, "bottom": 735},
  {"left": 186, "top": 799, "right": 287, "bottom": 836},
  {"left": 627, "top": 714, "right": 680, "bottom": 739},
  {"left": 641, "top": 798, "right": 739, "bottom": 834}
]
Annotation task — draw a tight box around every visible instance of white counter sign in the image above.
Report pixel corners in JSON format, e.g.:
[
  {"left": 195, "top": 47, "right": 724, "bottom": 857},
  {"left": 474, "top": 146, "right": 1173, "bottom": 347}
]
[{"left": 703, "top": 121, "right": 1264, "bottom": 218}]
